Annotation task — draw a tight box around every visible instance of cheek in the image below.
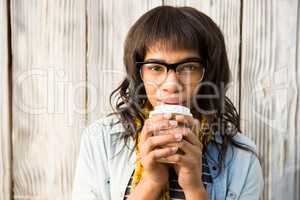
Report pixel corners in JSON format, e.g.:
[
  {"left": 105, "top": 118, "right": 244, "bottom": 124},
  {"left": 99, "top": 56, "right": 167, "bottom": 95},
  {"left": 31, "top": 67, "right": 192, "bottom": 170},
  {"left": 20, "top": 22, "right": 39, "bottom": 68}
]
[
  {"left": 185, "top": 84, "right": 199, "bottom": 102},
  {"left": 144, "top": 83, "right": 159, "bottom": 105},
  {"left": 143, "top": 83, "right": 199, "bottom": 106}
]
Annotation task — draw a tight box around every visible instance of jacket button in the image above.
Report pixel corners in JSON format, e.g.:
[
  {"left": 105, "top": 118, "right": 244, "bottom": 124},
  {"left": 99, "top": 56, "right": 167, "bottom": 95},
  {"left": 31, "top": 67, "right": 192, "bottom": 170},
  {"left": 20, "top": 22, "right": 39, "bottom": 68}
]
[
  {"left": 212, "top": 166, "right": 217, "bottom": 170},
  {"left": 228, "top": 191, "right": 236, "bottom": 199}
]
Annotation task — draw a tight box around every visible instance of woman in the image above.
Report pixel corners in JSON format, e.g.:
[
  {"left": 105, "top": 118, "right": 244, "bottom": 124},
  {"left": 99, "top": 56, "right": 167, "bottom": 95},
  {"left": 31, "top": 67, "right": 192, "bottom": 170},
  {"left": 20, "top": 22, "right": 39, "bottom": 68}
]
[{"left": 72, "top": 5, "right": 264, "bottom": 200}]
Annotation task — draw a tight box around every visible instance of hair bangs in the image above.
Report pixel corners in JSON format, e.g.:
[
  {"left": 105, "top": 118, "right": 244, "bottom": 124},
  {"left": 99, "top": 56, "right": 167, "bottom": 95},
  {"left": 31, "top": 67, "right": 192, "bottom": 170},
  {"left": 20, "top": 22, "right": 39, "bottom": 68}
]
[{"left": 135, "top": 6, "right": 207, "bottom": 60}]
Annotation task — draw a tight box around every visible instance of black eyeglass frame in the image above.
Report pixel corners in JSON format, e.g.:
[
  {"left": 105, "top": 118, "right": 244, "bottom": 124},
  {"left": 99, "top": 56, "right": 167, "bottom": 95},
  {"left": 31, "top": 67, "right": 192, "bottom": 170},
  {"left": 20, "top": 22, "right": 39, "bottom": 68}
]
[{"left": 136, "top": 58, "right": 207, "bottom": 83}]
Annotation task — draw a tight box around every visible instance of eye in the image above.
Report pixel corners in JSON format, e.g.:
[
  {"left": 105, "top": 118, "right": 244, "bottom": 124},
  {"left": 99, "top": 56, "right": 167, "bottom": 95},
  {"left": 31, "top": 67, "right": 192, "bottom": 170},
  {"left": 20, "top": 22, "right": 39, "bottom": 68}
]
[
  {"left": 151, "top": 65, "right": 164, "bottom": 71},
  {"left": 180, "top": 63, "right": 200, "bottom": 72},
  {"left": 144, "top": 64, "right": 165, "bottom": 72}
]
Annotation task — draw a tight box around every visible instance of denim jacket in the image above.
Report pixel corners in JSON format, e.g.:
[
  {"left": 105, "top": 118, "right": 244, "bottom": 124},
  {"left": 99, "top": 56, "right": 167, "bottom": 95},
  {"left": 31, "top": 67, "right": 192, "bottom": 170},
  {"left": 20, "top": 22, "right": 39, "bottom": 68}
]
[{"left": 72, "top": 115, "right": 264, "bottom": 200}]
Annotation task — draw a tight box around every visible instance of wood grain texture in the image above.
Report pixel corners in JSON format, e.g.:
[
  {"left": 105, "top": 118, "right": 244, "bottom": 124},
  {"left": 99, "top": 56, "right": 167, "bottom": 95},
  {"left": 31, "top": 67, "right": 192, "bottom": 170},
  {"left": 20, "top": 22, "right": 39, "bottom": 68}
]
[
  {"left": 86, "top": 0, "right": 161, "bottom": 122},
  {"left": 296, "top": 3, "right": 300, "bottom": 199},
  {"left": 241, "top": 0, "right": 300, "bottom": 199},
  {"left": 2, "top": 1, "right": 299, "bottom": 200},
  {"left": 0, "top": 0, "right": 12, "bottom": 199},
  {"left": 10, "top": 0, "right": 86, "bottom": 199},
  {"left": 163, "top": 0, "right": 242, "bottom": 114}
]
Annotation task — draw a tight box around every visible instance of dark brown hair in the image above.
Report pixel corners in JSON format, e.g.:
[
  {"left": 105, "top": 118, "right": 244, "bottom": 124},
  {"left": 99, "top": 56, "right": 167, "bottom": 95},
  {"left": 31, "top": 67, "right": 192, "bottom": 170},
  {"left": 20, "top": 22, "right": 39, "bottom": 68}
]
[{"left": 109, "top": 5, "right": 255, "bottom": 171}]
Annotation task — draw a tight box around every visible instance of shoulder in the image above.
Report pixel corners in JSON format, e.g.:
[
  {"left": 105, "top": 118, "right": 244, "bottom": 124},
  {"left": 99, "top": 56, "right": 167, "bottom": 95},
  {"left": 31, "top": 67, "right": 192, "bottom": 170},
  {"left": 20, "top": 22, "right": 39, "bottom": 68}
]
[
  {"left": 231, "top": 132, "right": 258, "bottom": 154},
  {"left": 228, "top": 132, "right": 260, "bottom": 168},
  {"left": 79, "top": 114, "right": 125, "bottom": 155},
  {"left": 228, "top": 132, "right": 263, "bottom": 184},
  {"left": 209, "top": 131, "right": 261, "bottom": 171},
  {"left": 80, "top": 114, "right": 132, "bottom": 159},
  {"left": 213, "top": 129, "right": 257, "bottom": 153},
  {"left": 82, "top": 114, "right": 124, "bottom": 138}
]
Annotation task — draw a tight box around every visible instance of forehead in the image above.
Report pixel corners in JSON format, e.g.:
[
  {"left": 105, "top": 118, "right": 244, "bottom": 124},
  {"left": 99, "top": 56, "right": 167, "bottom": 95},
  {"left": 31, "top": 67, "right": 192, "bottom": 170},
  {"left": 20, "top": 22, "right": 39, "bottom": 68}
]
[{"left": 144, "top": 44, "right": 200, "bottom": 63}]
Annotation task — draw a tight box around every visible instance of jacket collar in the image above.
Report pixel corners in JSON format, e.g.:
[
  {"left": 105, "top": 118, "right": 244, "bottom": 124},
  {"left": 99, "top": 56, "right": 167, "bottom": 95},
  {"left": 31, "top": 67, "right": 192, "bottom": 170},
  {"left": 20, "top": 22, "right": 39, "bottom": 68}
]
[{"left": 214, "top": 131, "right": 223, "bottom": 144}]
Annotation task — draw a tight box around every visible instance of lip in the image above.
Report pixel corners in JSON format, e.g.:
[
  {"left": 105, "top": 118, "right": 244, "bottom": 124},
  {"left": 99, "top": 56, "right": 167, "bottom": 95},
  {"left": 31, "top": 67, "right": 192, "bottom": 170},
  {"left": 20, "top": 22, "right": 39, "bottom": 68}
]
[{"left": 158, "top": 97, "right": 185, "bottom": 105}]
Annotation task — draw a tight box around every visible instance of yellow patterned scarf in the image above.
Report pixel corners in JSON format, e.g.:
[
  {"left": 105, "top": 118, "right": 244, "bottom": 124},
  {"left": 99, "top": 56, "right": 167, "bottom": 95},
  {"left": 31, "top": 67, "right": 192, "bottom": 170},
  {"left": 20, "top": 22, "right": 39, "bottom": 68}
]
[{"left": 130, "top": 101, "right": 213, "bottom": 199}]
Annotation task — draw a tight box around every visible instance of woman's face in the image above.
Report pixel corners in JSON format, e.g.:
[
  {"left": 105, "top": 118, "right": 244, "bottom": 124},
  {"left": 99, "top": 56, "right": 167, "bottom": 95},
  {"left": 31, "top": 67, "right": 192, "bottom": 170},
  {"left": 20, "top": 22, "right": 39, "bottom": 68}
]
[{"left": 141, "top": 46, "right": 203, "bottom": 108}]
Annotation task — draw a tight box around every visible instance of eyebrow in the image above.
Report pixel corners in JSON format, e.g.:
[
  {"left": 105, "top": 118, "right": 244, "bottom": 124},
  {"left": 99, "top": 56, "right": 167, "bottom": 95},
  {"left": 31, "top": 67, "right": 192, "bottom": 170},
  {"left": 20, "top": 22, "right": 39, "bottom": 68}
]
[{"left": 144, "top": 57, "right": 202, "bottom": 63}]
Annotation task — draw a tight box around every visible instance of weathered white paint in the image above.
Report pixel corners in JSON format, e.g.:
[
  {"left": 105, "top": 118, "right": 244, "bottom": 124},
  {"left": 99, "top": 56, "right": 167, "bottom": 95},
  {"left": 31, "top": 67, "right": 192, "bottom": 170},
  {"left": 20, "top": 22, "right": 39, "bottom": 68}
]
[
  {"left": 241, "top": 0, "right": 300, "bottom": 199},
  {"left": 86, "top": 0, "right": 162, "bottom": 123},
  {"left": 1, "top": 0, "right": 299, "bottom": 200},
  {"left": 0, "top": 0, "right": 11, "bottom": 199},
  {"left": 10, "top": 0, "right": 86, "bottom": 199}
]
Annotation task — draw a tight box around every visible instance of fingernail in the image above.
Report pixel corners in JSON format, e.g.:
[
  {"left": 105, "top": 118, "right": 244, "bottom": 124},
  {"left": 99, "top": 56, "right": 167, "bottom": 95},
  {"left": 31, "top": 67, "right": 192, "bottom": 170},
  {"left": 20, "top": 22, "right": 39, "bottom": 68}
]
[
  {"left": 164, "top": 113, "right": 172, "bottom": 119},
  {"left": 171, "top": 147, "right": 178, "bottom": 152},
  {"left": 169, "top": 120, "right": 177, "bottom": 127},
  {"left": 175, "top": 114, "right": 184, "bottom": 120},
  {"left": 174, "top": 133, "right": 182, "bottom": 140},
  {"left": 182, "top": 131, "right": 188, "bottom": 136}
]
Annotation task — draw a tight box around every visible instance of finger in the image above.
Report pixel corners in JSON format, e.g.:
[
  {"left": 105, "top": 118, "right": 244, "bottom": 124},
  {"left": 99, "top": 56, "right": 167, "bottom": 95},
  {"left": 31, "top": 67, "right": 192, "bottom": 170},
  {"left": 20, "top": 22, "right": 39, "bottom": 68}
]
[
  {"left": 178, "top": 139, "right": 202, "bottom": 156},
  {"left": 174, "top": 115, "right": 202, "bottom": 138},
  {"left": 147, "top": 120, "right": 178, "bottom": 136},
  {"left": 173, "top": 114, "right": 193, "bottom": 128},
  {"left": 163, "top": 127, "right": 199, "bottom": 146},
  {"left": 166, "top": 152, "right": 201, "bottom": 167},
  {"left": 153, "top": 146, "right": 178, "bottom": 159},
  {"left": 164, "top": 153, "right": 188, "bottom": 165},
  {"left": 150, "top": 113, "right": 173, "bottom": 120},
  {"left": 141, "top": 115, "right": 164, "bottom": 142},
  {"left": 141, "top": 114, "right": 177, "bottom": 142},
  {"left": 174, "top": 115, "right": 201, "bottom": 133},
  {"left": 142, "top": 147, "right": 178, "bottom": 167},
  {"left": 142, "top": 133, "right": 183, "bottom": 155},
  {"left": 182, "top": 128, "right": 201, "bottom": 146},
  {"left": 191, "top": 118, "right": 201, "bottom": 134},
  {"left": 155, "top": 127, "right": 188, "bottom": 136}
]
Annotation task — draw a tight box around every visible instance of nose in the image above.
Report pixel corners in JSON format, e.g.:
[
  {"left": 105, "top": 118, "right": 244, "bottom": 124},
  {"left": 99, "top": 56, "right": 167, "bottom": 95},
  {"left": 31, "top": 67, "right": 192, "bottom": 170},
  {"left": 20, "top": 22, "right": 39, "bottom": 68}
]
[{"left": 160, "top": 70, "right": 183, "bottom": 93}]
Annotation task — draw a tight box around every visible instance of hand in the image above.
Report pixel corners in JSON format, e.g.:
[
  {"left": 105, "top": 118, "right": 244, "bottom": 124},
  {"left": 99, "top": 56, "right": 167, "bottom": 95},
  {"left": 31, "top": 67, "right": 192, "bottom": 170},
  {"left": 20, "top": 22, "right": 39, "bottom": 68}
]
[
  {"left": 164, "top": 114, "right": 205, "bottom": 192},
  {"left": 139, "top": 114, "right": 182, "bottom": 188}
]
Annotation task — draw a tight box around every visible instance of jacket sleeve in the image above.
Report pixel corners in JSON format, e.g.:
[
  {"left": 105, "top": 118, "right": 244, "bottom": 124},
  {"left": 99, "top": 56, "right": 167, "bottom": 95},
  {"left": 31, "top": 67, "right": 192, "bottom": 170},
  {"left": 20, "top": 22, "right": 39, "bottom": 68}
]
[
  {"left": 72, "top": 122, "right": 110, "bottom": 200},
  {"left": 238, "top": 155, "right": 264, "bottom": 200}
]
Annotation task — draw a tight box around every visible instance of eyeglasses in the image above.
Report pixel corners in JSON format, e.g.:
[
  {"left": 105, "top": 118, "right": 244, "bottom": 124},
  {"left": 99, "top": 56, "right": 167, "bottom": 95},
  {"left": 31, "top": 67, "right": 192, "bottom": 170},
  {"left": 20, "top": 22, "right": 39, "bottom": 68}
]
[{"left": 136, "top": 58, "right": 206, "bottom": 85}]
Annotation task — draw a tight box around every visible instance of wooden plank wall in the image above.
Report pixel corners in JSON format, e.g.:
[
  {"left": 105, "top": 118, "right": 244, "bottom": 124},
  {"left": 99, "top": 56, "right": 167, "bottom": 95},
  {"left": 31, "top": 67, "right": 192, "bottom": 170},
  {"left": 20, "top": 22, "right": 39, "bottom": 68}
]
[
  {"left": 86, "top": 0, "right": 162, "bottom": 123},
  {"left": 241, "top": 0, "right": 300, "bottom": 199},
  {"left": 0, "top": 0, "right": 12, "bottom": 199},
  {"left": 10, "top": 0, "right": 86, "bottom": 199},
  {"left": 0, "top": 0, "right": 299, "bottom": 199}
]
